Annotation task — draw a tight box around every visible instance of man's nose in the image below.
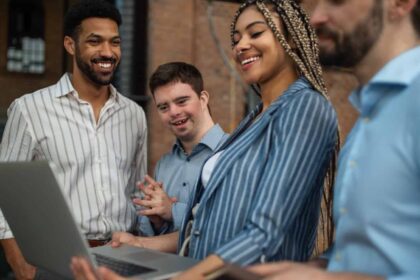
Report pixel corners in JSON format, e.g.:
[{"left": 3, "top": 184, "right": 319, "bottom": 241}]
[
  {"left": 99, "top": 42, "right": 114, "bottom": 57},
  {"left": 309, "top": 1, "right": 330, "bottom": 28},
  {"left": 169, "top": 105, "right": 181, "bottom": 116}
]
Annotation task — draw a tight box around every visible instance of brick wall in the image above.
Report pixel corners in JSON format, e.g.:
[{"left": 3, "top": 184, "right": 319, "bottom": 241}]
[{"left": 146, "top": 0, "right": 358, "bottom": 173}]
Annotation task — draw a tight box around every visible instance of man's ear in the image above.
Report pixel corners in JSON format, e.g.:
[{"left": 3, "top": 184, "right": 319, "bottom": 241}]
[
  {"left": 199, "top": 90, "right": 210, "bottom": 108},
  {"left": 64, "top": 36, "right": 76, "bottom": 56},
  {"left": 388, "top": 0, "right": 417, "bottom": 20}
]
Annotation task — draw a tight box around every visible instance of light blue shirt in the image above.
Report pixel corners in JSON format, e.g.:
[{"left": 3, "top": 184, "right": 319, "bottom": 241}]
[
  {"left": 327, "top": 46, "right": 420, "bottom": 280},
  {"left": 138, "top": 124, "right": 227, "bottom": 236}
]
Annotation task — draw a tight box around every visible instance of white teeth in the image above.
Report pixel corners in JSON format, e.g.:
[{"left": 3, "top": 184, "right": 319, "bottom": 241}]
[
  {"left": 98, "top": 62, "right": 112, "bottom": 68},
  {"left": 173, "top": 119, "right": 187, "bottom": 125},
  {"left": 241, "top": 56, "right": 260, "bottom": 65}
]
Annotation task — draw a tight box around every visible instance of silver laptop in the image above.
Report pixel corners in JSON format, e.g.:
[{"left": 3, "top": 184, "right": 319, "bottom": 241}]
[{"left": 0, "top": 161, "right": 198, "bottom": 279}]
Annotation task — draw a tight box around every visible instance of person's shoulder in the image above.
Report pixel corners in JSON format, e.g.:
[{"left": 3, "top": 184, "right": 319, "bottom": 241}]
[
  {"left": 285, "top": 83, "right": 334, "bottom": 115},
  {"left": 11, "top": 82, "right": 58, "bottom": 110},
  {"left": 155, "top": 150, "right": 178, "bottom": 172},
  {"left": 116, "top": 93, "right": 145, "bottom": 111}
]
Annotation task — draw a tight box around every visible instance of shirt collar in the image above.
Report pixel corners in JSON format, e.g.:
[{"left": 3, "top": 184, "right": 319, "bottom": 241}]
[
  {"left": 350, "top": 46, "right": 420, "bottom": 114},
  {"left": 172, "top": 124, "right": 225, "bottom": 154},
  {"left": 54, "top": 73, "right": 120, "bottom": 103},
  {"left": 369, "top": 45, "right": 420, "bottom": 86}
]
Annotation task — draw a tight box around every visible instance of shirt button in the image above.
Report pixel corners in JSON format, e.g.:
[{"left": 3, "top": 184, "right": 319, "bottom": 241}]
[
  {"left": 335, "top": 252, "right": 341, "bottom": 261},
  {"left": 363, "top": 117, "right": 370, "bottom": 123},
  {"left": 339, "top": 207, "right": 347, "bottom": 214},
  {"left": 186, "top": 158, "right": 190, "bottom": 162},
  {"left": 349, "top": 160, "right": 357, "bottom": 168},
  {"left": 183, "top": 182, "right": 187, "bottom": 187},
  {"left": 193, "top": 230, "right": 200, "bottom": 237}
]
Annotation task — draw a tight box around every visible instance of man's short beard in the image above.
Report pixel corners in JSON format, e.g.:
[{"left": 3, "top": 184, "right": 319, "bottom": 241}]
[
  {"left": 75, "top": 45, "right": 118, "bottom": 86},
  {"left": 317, "top": 0, "right": 383, "bottom": 68}
]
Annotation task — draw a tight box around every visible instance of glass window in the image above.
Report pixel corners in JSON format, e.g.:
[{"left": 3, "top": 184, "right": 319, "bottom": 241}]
[{"left": 7, "top": 0, "right": 45, "bottom": 74}]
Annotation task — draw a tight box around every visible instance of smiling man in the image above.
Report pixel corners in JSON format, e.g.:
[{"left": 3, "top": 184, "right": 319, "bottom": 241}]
[
  {"left": 136, "top": 62, "right": 227, "bottom": 237},
  {"left": 0, "top": 1, "right": 147, "bottom": 278}
]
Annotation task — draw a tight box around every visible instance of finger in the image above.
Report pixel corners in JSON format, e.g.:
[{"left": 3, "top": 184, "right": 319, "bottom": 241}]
[
  {"left": 133, "top": 197, "right": 154, "bottom": 206},
  {"left": 71, "top": 258, "right": 83, "bottom": 280},
  {"left": 71, "top": 257, "right": 97, "bottom": 280},
  {"left": 132, "top": 198, "right": 141, "bottom": 206},
  {"left": 111, "top": 240, "right": 121, "bottom": 248},
  {"left": 139, "top": 184, "right": 155, "bottom": 196},
  {"left": 110, "top": 232, "right": 124, "bottom": 248},
  {"left": 98, "top": 266, "right": 126, "bottom": 280},
  {"left": 135, "top": 199, "right": 156, "bottom": 208},
  {"left": 139, "top": 208, "right": 161, "bottom": 216},
  {"left": 136, "top": 181, "right": 147, "bottom": 191},
  {"left": 170, "top": 197, "right": 178, "bottom": 203},
  {"left": 144, "top": 175, "right": 163, "bottom": 190}
]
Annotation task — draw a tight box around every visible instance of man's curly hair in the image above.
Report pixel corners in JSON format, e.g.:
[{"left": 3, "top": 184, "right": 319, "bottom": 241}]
[{"left": 64, "top": 0, "right": 122, "bottom": 40}]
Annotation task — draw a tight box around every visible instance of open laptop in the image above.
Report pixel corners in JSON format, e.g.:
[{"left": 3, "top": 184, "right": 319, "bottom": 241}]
[{"left": 0, "top": 161, "right": 198, "bottom": 279}]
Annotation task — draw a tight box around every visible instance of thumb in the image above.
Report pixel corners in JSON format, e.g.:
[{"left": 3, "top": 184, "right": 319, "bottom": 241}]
[
  {"left": 98, "top": 266, "right": 125, "bottom": 280},
  {"left": 110, "top": 233, "right": 122, "bottom": 248},
  {"left": 170, "top": 197, "right": 178, "bottom": 203}
]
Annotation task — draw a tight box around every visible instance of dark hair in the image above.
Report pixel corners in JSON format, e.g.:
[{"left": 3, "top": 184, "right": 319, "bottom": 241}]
[
  {"left": 412, "top": 1, "right": 420, "bottom": 36},
  {"left": 149, "top": 62, "right": 204, "bottom": 96},
  {"left": 64, "top": 0, "right": 122, "bottom": 39}
]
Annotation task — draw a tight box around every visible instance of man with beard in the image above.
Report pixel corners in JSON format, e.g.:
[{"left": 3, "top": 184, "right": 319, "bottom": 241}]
[
  {"left": 0, "top": 0, "right": 147, "bottom": 279},
  {"left": 248, "top": 0, "right": 420, "bottom": 279}
]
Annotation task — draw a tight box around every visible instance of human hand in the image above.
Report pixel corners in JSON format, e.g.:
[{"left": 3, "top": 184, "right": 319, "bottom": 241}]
[
  {"left": 110, "top": 232, "right": 144, "bottom": 248},
  {"left": 9, "top": 260, "right": 36, "bottom": 280},
  {"left": 171, "top": 268, "right": 205, "bottom": 280},
  {"left": 249, "top": 261, "right": 326, "bottom": 280},
  {"left": 134, "top": 175, "right": 177, "bottom": 221},
  {"left": 2, "top": 238, "right": 37, "bottom": 280},
  {"left": 71, "top": 257, "right": 126, "bottom": 280}
]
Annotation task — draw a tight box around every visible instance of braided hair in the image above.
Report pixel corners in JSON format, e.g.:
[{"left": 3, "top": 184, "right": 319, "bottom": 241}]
[{"left": 231, "top": 0, "right": 340, "bottom": 254}]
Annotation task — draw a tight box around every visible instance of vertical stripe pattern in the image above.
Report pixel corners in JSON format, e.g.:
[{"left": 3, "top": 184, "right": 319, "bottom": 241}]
[
  {"left": 0, "top": 74, "right": 147, "bottom": 239},
  {"left": 179, "top": 78, "right": 337, "bottom": 265}
]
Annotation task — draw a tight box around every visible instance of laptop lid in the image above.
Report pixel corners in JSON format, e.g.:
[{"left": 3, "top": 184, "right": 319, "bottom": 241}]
[{"left": 0, "top": 161, "right": 197, "bottom": 279}]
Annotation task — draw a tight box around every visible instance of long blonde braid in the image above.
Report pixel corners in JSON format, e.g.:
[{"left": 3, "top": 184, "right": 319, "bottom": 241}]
[{"left": 231, "top": 0, "right": 340, "bottom": 254}]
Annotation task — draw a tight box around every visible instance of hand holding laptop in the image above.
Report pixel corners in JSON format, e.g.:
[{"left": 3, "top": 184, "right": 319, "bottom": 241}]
[
  {"left": 0, "top": 162, "right": 197, "bottom": 279},
  {"left": 71, "top": 257, "right": 124, "bottom": 280}
]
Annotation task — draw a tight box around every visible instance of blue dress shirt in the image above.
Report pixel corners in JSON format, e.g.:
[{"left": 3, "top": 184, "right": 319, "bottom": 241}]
[
  {"left": 327, "top": 46, "right": 420, "bottom": 280},
  {"left": 179, "top": 78, "right": 338, "bottom": 264},
  {"left": 138, "top": 124, "right": 227, "bottom": 236}
]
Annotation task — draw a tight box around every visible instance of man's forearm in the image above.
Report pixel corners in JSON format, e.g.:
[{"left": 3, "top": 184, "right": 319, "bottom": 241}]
[
  {"left": 173, "top": 254, "right": 225, "bottom": 279},
  {"left": 1, "top": 238, "right": 36, "bottom": 279},
  {"left": 2, "top": 238, "right": 23, "bottom": 264},
  {"left": 325, "top": 272, "right": 383, "bottom": 280},
  {"left": 140, "top": 231, "right": 179, "bottom": 253}
]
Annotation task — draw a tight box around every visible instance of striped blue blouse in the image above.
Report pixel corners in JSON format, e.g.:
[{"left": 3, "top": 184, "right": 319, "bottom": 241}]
[{"left": 178, "top": 78, "right": 338, "bottom": 265}]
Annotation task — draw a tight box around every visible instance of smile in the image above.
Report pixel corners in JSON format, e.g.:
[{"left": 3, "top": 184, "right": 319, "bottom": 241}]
[
  {"left": 98, "top": 62, "right": 113, "bottom": 69},
  {"left": 172, "top": 118, "right": 188, "bottom": 126},
  {"left": 241, "top": 56, "right": 260, "bottom": 65}
]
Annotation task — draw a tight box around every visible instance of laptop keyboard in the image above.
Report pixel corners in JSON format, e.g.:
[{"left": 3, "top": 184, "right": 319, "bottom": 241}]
[{"left": 94, "top": 254, "right": 155, "bottom": 277}]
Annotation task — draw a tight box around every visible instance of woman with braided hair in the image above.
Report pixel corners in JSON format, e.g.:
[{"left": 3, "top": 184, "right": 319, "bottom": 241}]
[{"left": 71, "top": 1, "right": 339, "bottom": 279}]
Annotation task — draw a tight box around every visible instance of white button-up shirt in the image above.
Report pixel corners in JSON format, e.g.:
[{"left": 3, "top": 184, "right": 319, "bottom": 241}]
[{"left": 0, "top": 73, "right": 147, "bottom": 239}]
